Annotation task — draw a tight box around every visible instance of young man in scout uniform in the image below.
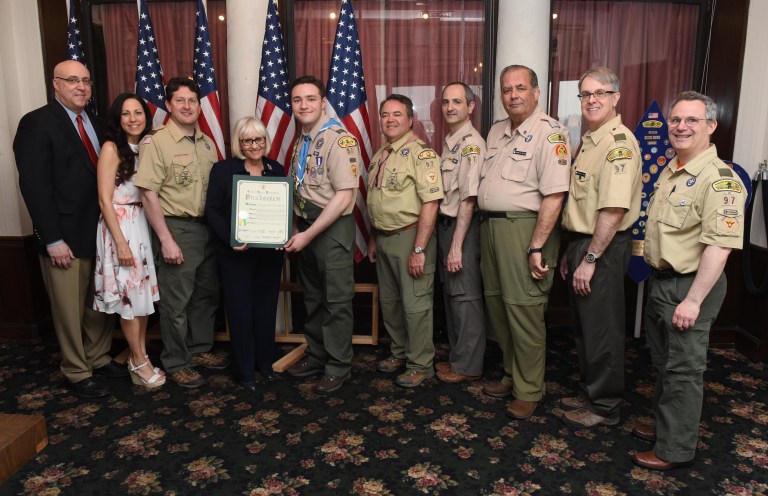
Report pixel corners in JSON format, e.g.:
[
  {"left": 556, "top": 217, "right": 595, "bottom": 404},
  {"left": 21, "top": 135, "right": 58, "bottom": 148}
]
[
  {"left": 137, "top": 77, "right": 226, "bottom": 388},
  {"left": 435, "top": 82, "right": 486, "bottom": 383},
  {"left": 367, "top": 94, "right": 444, "bottom": 388},
  {"left": 558, "top": 67, "right": 643, "bottom": 427},
  {"left": 477, "top": 65, "right": 570, "bottom": 419},
  {"left": 284, "top": 76, "right": 361, "bottom": 395},
  {"left": 632, "top": 91, "right": 746, "bottom": 471}
]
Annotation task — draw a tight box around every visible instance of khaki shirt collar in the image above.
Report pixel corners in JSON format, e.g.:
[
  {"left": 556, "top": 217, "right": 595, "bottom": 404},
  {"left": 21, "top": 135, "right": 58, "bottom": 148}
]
[
  {"left": 166, "top": 118, "right": 205, "bottom": 143},
  {"left": 444, "top": 120, "right": 475, "bottom": 151},
  {"left": 585, "top": 114, "right": 623, "bottom": 146},
  {"left": 671, "top": 144, "right": 718, "bottom": 177},
  {"left": 389, "top": 130, "right": 416, "bottom": 152},
  {"left": 305, "top": 114, "right": 331, "bottom": 139},
  {"left": 503, "top": 107, "right": 543, "bottom": 140}
]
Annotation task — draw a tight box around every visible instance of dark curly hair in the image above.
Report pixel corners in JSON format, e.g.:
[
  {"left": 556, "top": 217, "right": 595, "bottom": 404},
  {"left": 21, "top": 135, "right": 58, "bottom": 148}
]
[{"left": 104, "top": 93, "right": 152, "bottom": 182}]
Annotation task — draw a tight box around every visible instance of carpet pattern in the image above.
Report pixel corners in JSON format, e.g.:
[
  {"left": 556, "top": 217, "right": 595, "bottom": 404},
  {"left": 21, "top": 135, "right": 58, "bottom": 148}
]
[{"left": 0, "top": 330, "right": 766, "bottom": 495}]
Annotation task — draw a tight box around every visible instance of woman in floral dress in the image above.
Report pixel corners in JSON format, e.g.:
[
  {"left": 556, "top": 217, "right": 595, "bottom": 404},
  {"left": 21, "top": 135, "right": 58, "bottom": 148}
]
[{"left": 94, "top": 93, "right": 163, "bottom": 387}]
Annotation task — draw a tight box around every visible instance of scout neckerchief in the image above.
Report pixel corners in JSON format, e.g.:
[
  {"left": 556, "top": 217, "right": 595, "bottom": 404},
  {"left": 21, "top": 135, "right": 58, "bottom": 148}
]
[{"left": 295, "top": 118, "right": 341, "bottom": 189}]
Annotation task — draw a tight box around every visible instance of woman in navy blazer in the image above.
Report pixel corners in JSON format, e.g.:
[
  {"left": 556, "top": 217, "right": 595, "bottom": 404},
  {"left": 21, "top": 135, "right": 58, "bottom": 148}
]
[{"left": 205, "top": 117, "right": 285, "bottom": 390}]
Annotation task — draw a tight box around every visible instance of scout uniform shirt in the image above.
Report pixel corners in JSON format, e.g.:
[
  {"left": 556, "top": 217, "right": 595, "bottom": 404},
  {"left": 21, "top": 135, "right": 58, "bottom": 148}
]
[
  {"left": 135, "top": 119, "right": 217, "bottom": 217},
  {"left": 561, "top": 115, "right": 643, "bottom": 234},
  {"left": 367, "top": 131, "right": 444, "bottom": 231},
  {"left": 478, "top": 108, "right": 570, "bottom": 212},
  {"left": 439, "top": 120, "right": 485, "bottom": 218},
  {"left": 644, "top": 145, "right": 745, "bottom": 274},
  {"left": 289, "top": 115, "right": 361, "bottom": 220}
]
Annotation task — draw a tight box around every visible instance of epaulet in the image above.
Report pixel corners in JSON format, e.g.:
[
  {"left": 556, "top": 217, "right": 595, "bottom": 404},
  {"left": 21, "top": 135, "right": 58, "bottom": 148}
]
[
  {"left": 546, "top": 116, "right": 561, "bottom": 129},
  {"left": 419, "top": 142, "right": 431, "bottom": 150},
  {"left": 610, "top": 128, "right": 628, "bottom": 142},
  {"left": 333, "top": 128, "right": 346, "bottom": 134},
  {"left": 461, "top": 133, "right": 473, "bottom": 141},
  {"left": 718, "top": 167, "right": 733, "bottom": 178}
]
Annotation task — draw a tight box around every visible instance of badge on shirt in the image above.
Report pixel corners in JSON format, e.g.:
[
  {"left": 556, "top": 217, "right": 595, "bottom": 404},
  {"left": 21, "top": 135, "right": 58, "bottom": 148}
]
[
  {"left": 317, "top": 167, "right": 324, "bottom": 176},
  {"left": 451, "top": 144, "right": 459, "bottom": 154},
  {"left": 712, "top": 179, "right": 742, "bottom": 193},
  {"left": 350, "top": 164, "right": 358, "bottom": 176},
  {"left": 338, "top": 136, "right": 357, "bottom": 148},
  {"left": 316, "top": 138, "right": 325, "bottom": 149},
  {"left": 719, "top": 213, "right": 740, "bottom": 233},
  {"left": 401, "top": 149, "right": 410, "bottom": 157},
  {"left": 547, "top": 133, "right": 566, "bottom": 144},
  {"left": 555, "top": 144, "right": 568, "bottom": 158},
  {"left": 426, "top": 170, "right": 439, "bottom": 184},
  {"left": 418, "top": 150, "right": 437, "bottom": 160},
  {"left": 607, "top": 147, "right": 632, "bottom": 161},
  {"left": 524, "top": 134, "right": 533, "bottom": 142},
  {"left": 461, "top": 145, "right": 480, "bottom": 156},
  {"left": 205, "top": 143, "right": 211, "bottom": 150},
  {"left": 686, "top": 178, "right": 696, "bottom": 187},
  {"left": 315, "top": 156, "right": 324, "bottom": 166}
]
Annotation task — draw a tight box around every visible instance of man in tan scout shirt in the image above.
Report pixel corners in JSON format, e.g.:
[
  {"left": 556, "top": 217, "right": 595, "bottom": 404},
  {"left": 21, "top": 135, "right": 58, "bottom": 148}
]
[
  {"left": 477, "top": 65, "right": 570, "bottom": 419},
  {"left": 367, "top": 94, "right": 444, "bottom": 388},
  {"left": 284, "top": 76, "right": 361, "bottom": 395},
  {"left": 137, "top": 77, "right": 226, "bottom": 389},
  {"left": 558, "top": 67, "right": 642, "bottom": 428},
  {"left": 631, "top": 91, "right": 746, "bottom": 471},
  {"left": 435, "top": 82, "right": 486, "bottom": 384}
]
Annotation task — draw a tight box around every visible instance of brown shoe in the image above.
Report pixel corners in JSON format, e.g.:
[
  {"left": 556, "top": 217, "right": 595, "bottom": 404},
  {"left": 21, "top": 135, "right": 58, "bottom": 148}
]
[
  {"left": 395, "top": 369, "right": 433, "bottom": 388},
  {"left": 435, "top": 361, "right": 451, "bottom": 374},
  {"left": 559, "top": 395, "right": 588, "bottom": 411},
  {"left": 377, "top": 356, "right": 405, "bottom": 373},
  {"left": 313, "top": 374, "right": 349, "bottom": 395},
  {"left": 506, "top": 399, "right": 538, "bottom": 419},
  {"left": 632, "top": 450, "right": 693, "bottom": 471},
  {"left": 632, "top": 423, "right": 656, "bottom": 442},
  {"left": 437, "top": 368, "right": 481, "bottom": 384},
  {"left": 561, "top": 408, "right": 620, "bottom": 428},
  {"left": 191, "top": 352, "right": 229, "bottom": 370},
  {"left": 482, "top": 381, "right": 514, "bottom": 398},
  {"left": 286, "top": 359, "right": 323, "bottom": 377},
  {"left": 170, "top": 367, "right": 206, "bottom": 388}
]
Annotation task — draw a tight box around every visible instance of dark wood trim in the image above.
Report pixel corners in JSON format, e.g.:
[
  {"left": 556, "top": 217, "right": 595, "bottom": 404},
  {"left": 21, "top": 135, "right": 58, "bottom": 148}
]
[{"left": 481, "top": 0, "right": 498, "bottom": 137}]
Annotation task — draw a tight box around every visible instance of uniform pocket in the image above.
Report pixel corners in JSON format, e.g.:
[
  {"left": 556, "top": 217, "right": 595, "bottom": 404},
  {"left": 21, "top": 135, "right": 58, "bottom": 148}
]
[
  {"left": 326, "top": 258, "right": 354, "bottom": 304},
  {"left": 659, "top": 193, "right": 693, "bottom": 229},
  {"left": 570, "top": 170, "right": 591, "bottom": 200},
  {"left": 172, "top": 156, "right": 194, "bottom": 186},
  {"left": 413, "top": 263, "right": 436, "bottom": 297},
  {"left": 501, "top": 154, "right": 531, "bottom": 183},
  {"left": 440, "top": 158, "right": 459, "bottom": 192}
]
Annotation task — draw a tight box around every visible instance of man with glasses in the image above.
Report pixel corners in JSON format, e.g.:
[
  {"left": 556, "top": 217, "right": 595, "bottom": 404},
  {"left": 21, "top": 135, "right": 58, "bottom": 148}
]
[
  {"left": 284, "top": 76, "right": 361, "bottom": 395},
  {"left": 477, "top": 65, "right": 570, "bottom": 419},
  {"left": 14, "top": 60, "right": 124, "bottom": 398},
  {"left": 632, "top": 91, "right": 745, "bottom": 470},
  {"left": 367, "top": 94, "right": 444, "bottom": 388},
  {"left": 136, "top": 77, "right": 226, "bottom": 388},
  {"left": 558, "top": 67, "right": 642, "bottom": 428},
  {"left": 435, "top": 82, "right": 486, "bottom": 384}
]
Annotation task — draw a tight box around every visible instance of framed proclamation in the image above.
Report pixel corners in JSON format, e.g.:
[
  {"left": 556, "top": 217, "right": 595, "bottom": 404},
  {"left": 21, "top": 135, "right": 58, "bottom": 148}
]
[{"left": 230, "top": 176, "right": 293, "bottom": 248}]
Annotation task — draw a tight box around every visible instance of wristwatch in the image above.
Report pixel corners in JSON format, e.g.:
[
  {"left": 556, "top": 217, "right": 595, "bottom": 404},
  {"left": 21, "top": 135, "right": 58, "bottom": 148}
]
[
  {"left": 526, "top": 246, "right": 543, "bottom": 257},
  {"left": 413, "top": 246, "right": 424, "bottom": 254},
  {"left": 585, "top": 252, "right": 598, "bottom": 263}
]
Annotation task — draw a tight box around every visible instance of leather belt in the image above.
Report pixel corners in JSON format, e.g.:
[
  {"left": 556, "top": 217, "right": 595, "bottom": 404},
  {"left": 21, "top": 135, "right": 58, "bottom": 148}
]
[
  {"left": 652, "top": 269, "right": 696, "bottom": 280},
  {"left": 479, "top": 211, "right": 508, "bottom": 222},
  {"left": 376, "top": 222, "right": 418, "bottom": 237}
]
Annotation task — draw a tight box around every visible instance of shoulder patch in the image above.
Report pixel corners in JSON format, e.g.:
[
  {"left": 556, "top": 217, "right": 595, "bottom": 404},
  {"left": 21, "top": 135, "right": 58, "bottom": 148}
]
[
  {"left": 418, "top": 149, "right": 437, "bottom": 160},
  {"left": 461, "top": 145, "right": 480, "bottom": 157},
  {"left": 334, "top": 128, "right": 346, "bottom": 134},
  {"left": 612, "top": 132, "right": 627, "bottom": 141},
  {"left": 712, "top": 179, "right": 742, "bottom": 193},
  {"left": 718, "top": 167, "right": 733, "bottom": 177},
  {"left": 547, "top": 133, "right": 566, "bottom": 144},
  {"left": 461, "top": 133, "right": 473, "bottom": 141},
  {"left": 607, "top": 148, "right": 632, "bottom": 161},
  {"left": 338, "top": 136, "right": 357, "bottom": 148},
  {"left": 548, "top": 120, "right": 560, "bottom": 129},
  {"left": 141, "top": 135, "right": 153, "bottom": 145}
]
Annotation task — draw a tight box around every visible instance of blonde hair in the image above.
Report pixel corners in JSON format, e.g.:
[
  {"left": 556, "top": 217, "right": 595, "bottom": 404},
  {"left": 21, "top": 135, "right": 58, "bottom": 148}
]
[{"left": 231, "top": 117, "right": 271, "bottom": 159}]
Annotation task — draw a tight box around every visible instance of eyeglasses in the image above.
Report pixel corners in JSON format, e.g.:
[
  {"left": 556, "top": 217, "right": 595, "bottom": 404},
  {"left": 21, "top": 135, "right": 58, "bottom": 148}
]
[
  {"left": 668, "top": 116, "right": 710, "bottom": 127},
  {"left": 576, "top": 90, "right": 616, "bottom": 101},
  {"left": 240, "top": 137, "right": 266, "bottom": 147},
  {"left": 55, "top": 76, "right": 94, "bottom": 87}
]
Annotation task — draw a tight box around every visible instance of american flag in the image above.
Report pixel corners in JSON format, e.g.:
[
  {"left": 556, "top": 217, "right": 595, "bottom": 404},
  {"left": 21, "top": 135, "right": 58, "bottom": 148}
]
[
  {"left": 255, "top": 0, "right": 297, "bottom": 172},
  {"left": 192, "top": 0, "right": 225, "bottom": 160},
  {"left": 326, "top": 0, "right": 373, "bottom": 261},
  {"left": 135, "top": 0, "right": 168, "bottom": 127},
  {"left": 65, "top": 0, "right": 96, "bottom": 115}
]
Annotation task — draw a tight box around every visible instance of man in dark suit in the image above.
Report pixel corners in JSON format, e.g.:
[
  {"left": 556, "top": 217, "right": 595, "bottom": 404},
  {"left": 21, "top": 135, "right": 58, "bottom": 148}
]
[{"left": 14, "top": 60, "right": 124, "bottom": 398}]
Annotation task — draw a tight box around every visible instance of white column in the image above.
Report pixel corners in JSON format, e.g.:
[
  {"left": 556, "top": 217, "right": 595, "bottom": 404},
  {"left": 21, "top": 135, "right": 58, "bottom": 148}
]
[
  {"left": 493, "top": 0, "right": 552, "bottom": 121},
  {"left": 0, "top": 0, "right": 47, "bottom": 237},
  {"left": 733, "top": 0, "right": 768, "bottom": 248},
  {"left": 226, "top": 0, "right": 268, "bottom": 136}
]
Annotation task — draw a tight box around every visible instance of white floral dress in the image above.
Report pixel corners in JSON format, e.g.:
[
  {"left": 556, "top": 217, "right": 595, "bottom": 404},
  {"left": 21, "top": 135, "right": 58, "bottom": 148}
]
[{"left": 94, "top": 143, "right": 159, "bottom": 318}]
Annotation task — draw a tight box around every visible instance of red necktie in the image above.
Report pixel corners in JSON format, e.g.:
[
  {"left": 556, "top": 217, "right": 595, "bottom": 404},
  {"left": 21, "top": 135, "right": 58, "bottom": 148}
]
[{"left": 76, "top": 114, "right": 99, "bottom": 167}]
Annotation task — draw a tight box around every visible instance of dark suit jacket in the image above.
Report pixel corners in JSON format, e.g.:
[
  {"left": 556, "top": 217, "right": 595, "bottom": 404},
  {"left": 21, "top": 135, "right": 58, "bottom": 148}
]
[{"left": 14, "top": 101, "right": 105, "bottom": 258}]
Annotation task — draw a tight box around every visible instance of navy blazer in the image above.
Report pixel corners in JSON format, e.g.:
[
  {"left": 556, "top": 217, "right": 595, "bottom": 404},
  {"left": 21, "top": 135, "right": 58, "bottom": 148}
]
[
  {"left": 205, "top": 157, "right": 285, "bottom": 255},
  {"left": 14, "top": 101, "right": 105, "bottom": 258}
]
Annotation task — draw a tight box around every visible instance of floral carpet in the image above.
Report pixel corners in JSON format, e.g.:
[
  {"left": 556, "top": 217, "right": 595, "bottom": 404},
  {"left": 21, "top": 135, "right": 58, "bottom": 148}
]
[{"left": 0, "top": 329, "right": 766, "bottom": 495}]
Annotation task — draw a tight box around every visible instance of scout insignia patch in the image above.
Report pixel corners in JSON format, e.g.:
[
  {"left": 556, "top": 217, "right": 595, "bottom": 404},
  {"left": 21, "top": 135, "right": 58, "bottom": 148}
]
[
  {"left": 401, "top": 149, "right": 410, "bottom": 157},
  {"left": 205, "top": 143, "right": 211, "bottom": 150},
  {"left": 350, "top": 164, "right": 358, "bottom": 176},
  {"left": 461, "top": 145, "right": 480, "bottom": 156},
  {"left": 316, "top": 138, "right": 325, "bottom": 149},
  {"left": 712, "top": 179, "right": 742, "bottom": 193},
  {"left": 686, "top": 178, "right": 696, "bottom": 187},
  {"left": 338, "top": 136, "right": 357, "bottom": 148},
  {"left": 555, "top": 144, "right": 568, "bottom": 158},
  {"left": 426, "top": 170, "right": 439, "bottom": 184},
  {"left": 719, "top": 214, "right": 739, "bottom": 233},
  {"left": 547, "top": 133, "right": 566, "bottom": 144},
  {"left": 525, "top": 135, "right": 533, "bottom": 142},
  {"left": 418, "top": 149, "right": 437, "bottom": 160},
  {"left": 607, "top": 148, "right": 632, "bottom": 161}
]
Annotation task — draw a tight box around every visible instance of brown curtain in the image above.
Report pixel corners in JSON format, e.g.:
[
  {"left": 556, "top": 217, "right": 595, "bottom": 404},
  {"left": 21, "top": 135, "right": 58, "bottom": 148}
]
[
  {"left": 93, "top": 0, "right": 229, "bottom": 143},
  {"left": 550, "top": 0, "right": 699, "bottom": 131},
  {"left": 294, "top": 0, "right": 486, "bottom": 154}
]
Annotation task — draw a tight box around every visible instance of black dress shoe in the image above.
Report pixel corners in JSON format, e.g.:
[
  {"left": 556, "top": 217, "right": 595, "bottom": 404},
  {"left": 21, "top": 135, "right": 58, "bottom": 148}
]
[
  {"left": 258, "top": 369, "right": 274, "bottom": 382},
  {"left": 94, "top": 360, "right": 130, "bottom": 378},
  {"left": 239, "top": 380, "right": 258, "bottom": 392},
  {"left": 71, "top": 377, "right": 109, "bottom": 398}
]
